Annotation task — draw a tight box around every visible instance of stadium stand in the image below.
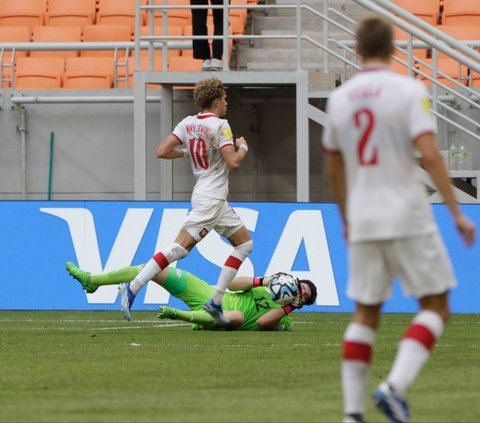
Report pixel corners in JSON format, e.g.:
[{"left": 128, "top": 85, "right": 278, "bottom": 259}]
[
  {"left": 96, "top": 0, "right": 147, "bottom": 35},
  {"left": 139, "top": 25, "right": 183, "bottom": 58},
  {"left": 0, "top": 0, "right": 47, "bottom": 32},
  {"left": 151, "top": 0, "right": 192, "bottom": 34},
  {"left": 64, "top": 56, "right": 114, "bottom": 89},
  {"left": 14, "top": 56, "right": 64, "bottom": 89},
  {"left": 392, "top": 0, "right": 440, "bottom": 25},
  {"left": 0, "top": 26, "right": 30, "bottom": 87},
  {"left": 116, "top": 56, "right": 163, "bottom": 88},
  {"left": 443, "top": 0, "right": 480, "bottom": 25},
  {"left": 416, "top": 57, "right": 469, "bottom": 87},
  {"left": 81, "top": 24, "right": 131, "bottom": 58},
  {"left": 169, "top": 55, "right": 203, "bottom": 71},
  {"left": 31, "top": 25, "right": 82, "bottom": 58},
  {"left": 45, "top": 0, "right": 96, "bottom": 27}
]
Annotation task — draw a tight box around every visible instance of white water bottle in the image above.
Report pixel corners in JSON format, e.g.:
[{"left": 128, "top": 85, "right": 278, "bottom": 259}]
[
  {"left": 458, "top": 144, "right": 466, "bottom": 171},
  {"left": 448, "top": 143, "right": 458, "bottom": 170}
]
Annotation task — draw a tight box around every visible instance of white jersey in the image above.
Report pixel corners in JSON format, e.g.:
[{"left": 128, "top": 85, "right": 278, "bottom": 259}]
[
  {"left": 323, "top": 65, "right": 437, "bottom": 242},
  {"left": 173, "top": 112, "right": 235, "bottom": 200}
]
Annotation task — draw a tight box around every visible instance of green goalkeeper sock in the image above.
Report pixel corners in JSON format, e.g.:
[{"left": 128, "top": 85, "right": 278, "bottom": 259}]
[
  {"left": 159, "top": 306, "right": 214, "bottom": 326},
  {"left": 90, "top": 265, "right": 143, "bottom": 286}
]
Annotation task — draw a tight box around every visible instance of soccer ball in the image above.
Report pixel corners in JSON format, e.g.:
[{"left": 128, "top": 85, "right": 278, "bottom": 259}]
[{"left": 267, "top": 274, "right": 299, "bottom": 306}]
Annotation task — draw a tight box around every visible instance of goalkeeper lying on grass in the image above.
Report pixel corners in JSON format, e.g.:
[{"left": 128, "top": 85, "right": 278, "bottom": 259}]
[{"left": 66, "top": 262, "right": 317, "bottom": 331}]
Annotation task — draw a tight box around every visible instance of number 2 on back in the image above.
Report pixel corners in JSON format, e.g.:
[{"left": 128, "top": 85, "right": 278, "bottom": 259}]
[{"left": 354, "top": 108, "right": 378, "bottom": 166}]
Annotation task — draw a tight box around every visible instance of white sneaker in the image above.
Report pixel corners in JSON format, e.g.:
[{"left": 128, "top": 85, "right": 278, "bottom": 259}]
[
  {"left": 202, "top": 59, "right": 211, "bottom": 71},
  {"left": 210, "top": 58, "right": 223, "bottom": 71}
]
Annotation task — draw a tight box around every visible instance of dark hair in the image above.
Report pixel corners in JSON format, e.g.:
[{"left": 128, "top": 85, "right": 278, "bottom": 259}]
[
  {"left": 356, "top": 16, "right": 393, "bottom": 60},
  {"left": 299, "top": 279, "right": 317, "bottom": 306},
  {"left": 193, "top": 78, "right": 225, "bottom": 109}
]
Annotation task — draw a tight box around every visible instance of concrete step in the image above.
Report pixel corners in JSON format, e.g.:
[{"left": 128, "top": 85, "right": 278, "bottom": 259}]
[
  {"left": 251, "top": 15, "right": 325, "bottom": 32},
  {"left": 274, "top": 0, "right": 370, "bottom": 20},
  {"left": 260, "top": 29, "right": 324, "bottom": 48}
]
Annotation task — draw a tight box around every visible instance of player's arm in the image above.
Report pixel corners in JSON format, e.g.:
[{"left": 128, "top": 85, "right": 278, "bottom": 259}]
[
  {"left": 156, "top": 134, "right": 187, "bottom": 160},
  {"left": 256, "top": 307, "right": 293, "bottom": 331},
  {"left": 416, "top": 134, "right": 475, "bottom": 246},
  {"left": 221, "top": 137, "right": 248, "bottom": 170},
  {"left": 228, "top": 274, "right": 283, "bottom": 291}
]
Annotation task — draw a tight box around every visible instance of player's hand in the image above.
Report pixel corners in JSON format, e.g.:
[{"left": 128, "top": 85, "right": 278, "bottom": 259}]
[
  {"left": 236, "top": 137, "right": 248, "bottom": 151},
  {"left": 455, "top": 214, "right": 476, "bottom": 247},
  {"left": 262, "top": 272, "right": 290, "bottom": 287}
]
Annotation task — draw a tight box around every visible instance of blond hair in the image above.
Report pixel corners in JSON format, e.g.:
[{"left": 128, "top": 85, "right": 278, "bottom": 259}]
[{"left": 193, "top": 78, "right": 225, "bottom": 109}]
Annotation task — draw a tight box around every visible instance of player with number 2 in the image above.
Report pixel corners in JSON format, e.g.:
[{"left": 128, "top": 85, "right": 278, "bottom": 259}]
[
  {"left": 323, "top": 16, "right": 475, "bottom": 423},
  {"left": 120, "top": 77, "right": 251, "bottom": 326}
]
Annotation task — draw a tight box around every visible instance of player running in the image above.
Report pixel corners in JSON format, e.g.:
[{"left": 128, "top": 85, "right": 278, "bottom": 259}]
[{"left": 123, "top": 78, "right": 251, "bottom": 326}]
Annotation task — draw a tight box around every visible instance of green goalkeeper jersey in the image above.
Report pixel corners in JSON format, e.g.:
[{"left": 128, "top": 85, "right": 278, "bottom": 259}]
[{"left": 222, "top": 287, "right": 293, "bottom": 331}]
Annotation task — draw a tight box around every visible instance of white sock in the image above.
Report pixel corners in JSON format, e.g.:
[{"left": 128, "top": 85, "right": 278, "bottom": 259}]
[
  {"left": 342, "top": 322, "right": 376, "bottom": 416},
  {"left": 130, "top": 243, "right": 188, "bottom": 295},
  {"left": 388, "top": 310, "right": 444, "bottom": 396},
  {"left": 212, "top": 240, "right": 253, "bottom": 305}
]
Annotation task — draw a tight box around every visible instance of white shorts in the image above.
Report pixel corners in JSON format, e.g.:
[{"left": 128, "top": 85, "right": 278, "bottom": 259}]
[
  {"left": 183, "top": 194, "right": 245, "bottom": 242},
  {"left": 347, "top": 232, "right": 456, "bottom": 305}
]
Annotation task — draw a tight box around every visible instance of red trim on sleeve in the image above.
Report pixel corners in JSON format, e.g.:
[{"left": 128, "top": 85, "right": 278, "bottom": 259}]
[
  {"left": 220, "top": 143, "right": 234, "bottom": 150},
  {"left": 343, "top": 341, "right": 372, "bottom": 363},
  {"left": 412, "top": 130, "right": 434, "bottom": 144},
  {"left": 153, "top": 252, "right": 169, "bottom": 270},
  {"left": 171, "top": 132, "right": 183, "bottom": 145},
  {"left": 225, "top": 255, "right": 243, "bottom": 270},
  {"left": 404, "top": 323, "right": 436, "bottom": 351}
]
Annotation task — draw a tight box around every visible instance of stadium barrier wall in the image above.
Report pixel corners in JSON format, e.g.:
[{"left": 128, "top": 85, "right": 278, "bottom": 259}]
[{"left": 1, "top": 201, "right": 479, "bottom": 313}]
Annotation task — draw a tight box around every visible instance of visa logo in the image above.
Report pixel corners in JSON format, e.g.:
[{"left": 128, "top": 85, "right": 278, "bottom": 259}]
[{"left": 40, "top": 207, "right": 339, "bottom": 307}]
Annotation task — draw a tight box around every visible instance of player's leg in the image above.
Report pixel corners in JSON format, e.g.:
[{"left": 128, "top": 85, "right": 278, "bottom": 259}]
[
  {"left": 204, "top": 226, "right": 252, "bottom": 324},
  {"left": 384, "top": 292, "right": 448, "bottom": 395},
  {"left": 372, "top": 233, "right": 454, "bottom": 423},
  {"left": 129, "top": 230, "right": 194, "bottom": 296},
  {"left": 66, "top": 261, "right": 142, "bottom": 293},
  {"left": 342, "top": 303, "right": 381, "bottom": 423},
  {"left": 156, "top": 267, "right": 242, "bottom": 328},
  {"left": 159, "top": 307, "right": 244, "bottom": 329},
  {"left": 342, "top": 240, "right": 391, "bottom": 423}
]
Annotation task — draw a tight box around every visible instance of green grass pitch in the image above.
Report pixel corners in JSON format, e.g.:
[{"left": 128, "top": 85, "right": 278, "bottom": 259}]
[{"left": 1, "top": 311, "right": 479, "bottom": 422}]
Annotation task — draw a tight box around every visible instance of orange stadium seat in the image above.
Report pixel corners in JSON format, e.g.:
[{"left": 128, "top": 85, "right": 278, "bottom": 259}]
[
  {"left": 45, "top": 0, "right": 96, "bottom": 27},
  {"left": 0, "top": 26, "right": 30, "bottom": 87},
  {"left": 392, "top": 0, "right": 440, "bottom": 25},
  {"left": 437, "top": 25, "right": 480, "bottom": 50},
  {"left": 81, "top": 25, "right": 132, "bottom": 58},
  {"left": 416, "top": 57, "right": 469, "bottom": 87},
  {"left": 97, "top": 0, "right": 148, "bottom": 35},
  {"left": 169, "top": 56, "right": 203, "bottom": 71},
  {"left": 31, "top": 26, "right": 82, "bottom": 58},
  {"left": 116, "top": 56, "right": 164, "bottom": 88},
  {"left": 138, "top": 25, "right": 183, "bottom": 58},
  {"left": 182, "top": 24, "right": 233, "bottom": 58},
  {"left": 152, "top": 0, "right": 192, "bottom": 33},
  {"left": 393, "top": 26, "right": 429, "bottom": 63},
  {"left": 64, "top": 56, "right": 114, "bottom": 89},
  {"left": 14, "top": 56, "right": 64, "bottom": 89},
  {"left": 0, "top": 0, "right": 47, "bottom": 32},
  {"left": 443, "top": 0, "right": 480, "bottom": 25}
]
